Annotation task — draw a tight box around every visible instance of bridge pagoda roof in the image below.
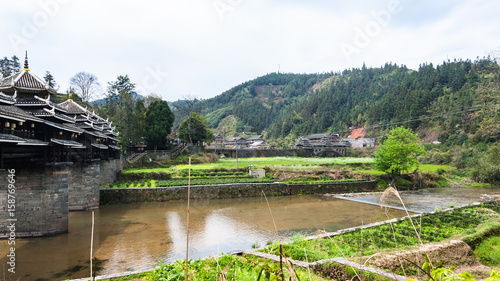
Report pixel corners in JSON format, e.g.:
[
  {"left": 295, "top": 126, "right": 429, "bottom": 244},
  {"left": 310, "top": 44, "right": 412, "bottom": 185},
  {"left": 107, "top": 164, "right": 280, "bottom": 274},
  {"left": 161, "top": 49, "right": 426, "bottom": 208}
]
[{"left": 0, "top": 53, "right": 59, "bottom": 96}]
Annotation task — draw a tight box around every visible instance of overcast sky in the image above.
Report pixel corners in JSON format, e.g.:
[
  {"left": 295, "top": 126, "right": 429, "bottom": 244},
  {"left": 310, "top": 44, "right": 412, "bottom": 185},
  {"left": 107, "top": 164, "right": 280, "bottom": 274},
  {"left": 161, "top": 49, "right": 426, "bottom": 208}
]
[{"left": 1, "top": 0, "right": 499, "bottom": 102}]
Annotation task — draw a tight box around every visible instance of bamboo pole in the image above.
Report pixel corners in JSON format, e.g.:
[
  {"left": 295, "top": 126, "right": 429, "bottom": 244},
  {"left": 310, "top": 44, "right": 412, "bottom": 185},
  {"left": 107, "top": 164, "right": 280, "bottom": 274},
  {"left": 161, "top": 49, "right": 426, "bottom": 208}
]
[
  {"left": 185, "top": 157, "right": 191, "bottom": 281},
  {"left": 90, "top": 211, "right": 94, "bottom": 279}
]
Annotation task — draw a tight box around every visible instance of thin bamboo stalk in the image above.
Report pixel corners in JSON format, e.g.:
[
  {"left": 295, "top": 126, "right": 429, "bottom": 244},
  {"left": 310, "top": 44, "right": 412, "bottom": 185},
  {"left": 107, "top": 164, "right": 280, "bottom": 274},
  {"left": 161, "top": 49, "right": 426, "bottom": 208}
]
[
  {"left": 185, "top": 157, "right": 191, "bottom": 281},
  {"left": 90, "top": 211, "right": 94, "bottom": 279}
]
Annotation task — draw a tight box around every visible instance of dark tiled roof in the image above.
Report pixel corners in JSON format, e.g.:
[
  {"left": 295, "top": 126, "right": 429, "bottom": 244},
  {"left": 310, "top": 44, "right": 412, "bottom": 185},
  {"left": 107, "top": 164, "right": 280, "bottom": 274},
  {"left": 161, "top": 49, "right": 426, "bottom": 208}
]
[
  {"left": 23, "top": 109, "right": 74, "bottom": 123},
  {"left": 0, "top": 105, "right": 45, "bottom": 122},
  {"left": 91, "top": 143, "right": 108, "bottom": 149},
  {"left": 0, "top": 70, "right": 58, "bottom": 94},
  {"left": 0, "top": 133, "right": 25, "bottom": 143},
  {"left": 25, "top": 109, "right": 52, "bottom": 116},
  {"left": 15, "top": 97, "right": 46, "bottom": 106},
  {"left": 15, "top": 71, "right": 45, "bottom": 89},
  {"left": 76, "top": 122, "right": 92, "bottom": 129},
  {"left": 307, "top": 133, "right": 333, "bottom": 139},
  {"left": 17, "top": 139, "right": 49, "bottom": 146},
  {"left": 247, "top": 135, "right": 263, "bottom": 140},
  {"left": 44, "top": 121, "right": 84, "bottom": 133},
  {"left": 50, "top": 138, "right": 85, "bottom": 148},
  {"left": 0, "top": 92, "right": 15, "bottom": 104},
  {"left": 84, "top": 129, "right": 108, "bottom": 139},
  {"left": 58, "top": 99, "right": 87, "bottom": 114},
  {"left": 61, "top": 122, "right": 84, "bottom": 133},
  {"left": 54, "top": 113, "right": 76, "bottom": 123}
]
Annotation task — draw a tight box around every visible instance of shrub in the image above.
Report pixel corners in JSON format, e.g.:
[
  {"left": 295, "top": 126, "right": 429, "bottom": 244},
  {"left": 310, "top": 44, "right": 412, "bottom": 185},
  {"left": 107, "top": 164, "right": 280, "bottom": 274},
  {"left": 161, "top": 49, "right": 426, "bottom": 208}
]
[{"left": 471, "top": 145, "right": 500, "bottom": 183}]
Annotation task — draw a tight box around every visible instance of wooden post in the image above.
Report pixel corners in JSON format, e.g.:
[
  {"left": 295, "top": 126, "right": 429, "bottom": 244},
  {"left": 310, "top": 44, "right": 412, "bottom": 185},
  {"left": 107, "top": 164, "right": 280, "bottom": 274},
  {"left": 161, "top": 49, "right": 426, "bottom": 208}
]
[{"left": 0, "top": 145, "right": 3, "bottom": 169}]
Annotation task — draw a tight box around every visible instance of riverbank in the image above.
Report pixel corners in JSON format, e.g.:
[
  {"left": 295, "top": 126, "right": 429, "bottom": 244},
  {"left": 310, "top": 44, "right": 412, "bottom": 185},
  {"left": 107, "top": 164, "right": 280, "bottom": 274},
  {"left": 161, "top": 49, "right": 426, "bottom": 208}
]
[{"left": 100, "top": 181, "right": 377, "bottom": 204}]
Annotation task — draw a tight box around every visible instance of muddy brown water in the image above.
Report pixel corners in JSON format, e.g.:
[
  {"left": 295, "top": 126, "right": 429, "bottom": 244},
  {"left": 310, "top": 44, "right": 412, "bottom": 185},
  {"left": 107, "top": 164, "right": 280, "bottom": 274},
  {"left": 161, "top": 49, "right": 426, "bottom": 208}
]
[
  {"left": 2, "top": 186, "right": 497, "bottom": 280},
  {"left": 1, "top": 195, "right": 407, "bottom": 281}
]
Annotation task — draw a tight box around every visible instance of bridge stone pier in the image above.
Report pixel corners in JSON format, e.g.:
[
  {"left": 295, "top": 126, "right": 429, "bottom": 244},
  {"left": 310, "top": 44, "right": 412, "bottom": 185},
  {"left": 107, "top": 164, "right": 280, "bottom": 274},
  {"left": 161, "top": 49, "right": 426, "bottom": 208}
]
[{"left": 0, "top": 158, "right": 122, "bottom": 238}]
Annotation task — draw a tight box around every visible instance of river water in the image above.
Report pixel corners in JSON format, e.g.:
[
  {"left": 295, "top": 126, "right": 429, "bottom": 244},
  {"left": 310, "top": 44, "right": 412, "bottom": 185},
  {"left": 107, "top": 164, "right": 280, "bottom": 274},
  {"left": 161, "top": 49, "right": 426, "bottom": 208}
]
[
  {"left": 1, "top": 186, "right": 497, "bottom": 280},
  {"left": 2, "top": 195, "right": 407, "bottom": 280},
  {"left": 336, "top": 186, "right": 500, "bottom": 213}
]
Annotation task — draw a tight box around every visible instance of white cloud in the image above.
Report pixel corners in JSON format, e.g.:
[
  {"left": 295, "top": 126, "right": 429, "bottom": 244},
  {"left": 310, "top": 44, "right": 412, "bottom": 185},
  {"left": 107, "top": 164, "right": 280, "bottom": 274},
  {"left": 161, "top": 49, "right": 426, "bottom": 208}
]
[{"left": 1, "top": 0, "right": 499, "bottom": 101}]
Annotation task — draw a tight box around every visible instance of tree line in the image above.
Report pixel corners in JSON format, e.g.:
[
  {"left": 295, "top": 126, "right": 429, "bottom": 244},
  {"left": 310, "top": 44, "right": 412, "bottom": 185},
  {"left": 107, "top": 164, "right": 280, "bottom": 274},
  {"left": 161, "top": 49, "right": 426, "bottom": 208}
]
[{"left": 175, "top": 57, "right": 499, "bottom": 149}]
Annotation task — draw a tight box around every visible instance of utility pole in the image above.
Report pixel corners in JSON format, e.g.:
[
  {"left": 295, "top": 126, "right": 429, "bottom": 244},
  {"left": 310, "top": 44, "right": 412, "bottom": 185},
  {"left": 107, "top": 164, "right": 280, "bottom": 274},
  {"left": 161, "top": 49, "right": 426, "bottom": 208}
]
[{"left": 236, "top": 146, "right": 239, "bottom": 169}]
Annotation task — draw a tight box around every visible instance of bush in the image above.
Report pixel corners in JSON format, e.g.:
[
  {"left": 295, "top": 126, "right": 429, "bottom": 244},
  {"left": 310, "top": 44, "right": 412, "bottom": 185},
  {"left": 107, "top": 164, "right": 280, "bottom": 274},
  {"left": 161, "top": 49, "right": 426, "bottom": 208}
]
[
  {"left": 436, "top": 168, "right": 447, "bottom": 175},
  {"left": 423, "top": 149, "right": 452, "bottom": 164},
  {"left": 471, "top": 145, "right": 500, "bottom": 183}
]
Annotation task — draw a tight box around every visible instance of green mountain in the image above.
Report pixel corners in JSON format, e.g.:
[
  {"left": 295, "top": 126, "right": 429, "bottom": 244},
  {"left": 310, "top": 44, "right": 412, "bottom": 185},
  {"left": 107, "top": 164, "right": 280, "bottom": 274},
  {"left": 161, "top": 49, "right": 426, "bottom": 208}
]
[{"left": 172, "top": 58, "right": 500, "bottom": 146}]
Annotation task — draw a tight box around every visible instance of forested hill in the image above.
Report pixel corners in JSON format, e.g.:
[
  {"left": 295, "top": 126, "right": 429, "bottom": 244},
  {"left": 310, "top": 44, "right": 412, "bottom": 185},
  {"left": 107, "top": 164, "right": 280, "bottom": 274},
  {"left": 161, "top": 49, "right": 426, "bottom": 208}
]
[{"left": 172, "top": 58, "right": 500, "bottom": 144}]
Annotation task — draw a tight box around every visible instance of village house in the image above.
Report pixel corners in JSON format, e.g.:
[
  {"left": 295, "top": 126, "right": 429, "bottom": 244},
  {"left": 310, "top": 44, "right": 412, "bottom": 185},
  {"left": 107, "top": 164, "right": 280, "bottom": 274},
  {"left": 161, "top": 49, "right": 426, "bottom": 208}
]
[
  {"left": 246, "top": 135, "right": 270, "bottom": 149},
  {"left": 211, "top": 133, "right": 224, "bottom": 148},
  {"left": 295, "top": 132, "right": 351, "bottom": 155},
  {"left": 295, "top": 133, "right": 347, "bottom": 148},
  {"left": 341, "top": 127, "right": 376, "bottom": 148},
  {"left": 224, "top": 136, "right": 247, "bottom": 148},
  {"left": 206, "top": 134, "right": 270, "bottom": 149}
]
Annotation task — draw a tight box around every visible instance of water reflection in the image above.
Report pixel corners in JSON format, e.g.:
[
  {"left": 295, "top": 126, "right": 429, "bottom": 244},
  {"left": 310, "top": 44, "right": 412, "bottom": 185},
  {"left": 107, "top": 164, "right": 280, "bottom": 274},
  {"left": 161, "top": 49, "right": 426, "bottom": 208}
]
[{"left": 1, "top": 195, "right": 407, "bottom": 280}]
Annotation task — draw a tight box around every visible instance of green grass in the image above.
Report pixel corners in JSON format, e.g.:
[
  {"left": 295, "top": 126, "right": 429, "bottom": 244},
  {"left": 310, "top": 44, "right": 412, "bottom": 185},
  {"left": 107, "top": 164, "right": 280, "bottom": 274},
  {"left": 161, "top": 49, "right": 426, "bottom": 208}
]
[
  {"left": 118, "top": 157, "right": 453, "bottom": 190},
  {"left": 101, "top": 178, "right": 275, "bottom": 189},
  {"left": 419, "top": 164, "right": 451, "bottom": 173},
  {"left": 123, "top": 157, "right": 375, "bottom": 174},
  {"left": 357, "top": 164, "right": 450, "bottom": 176},
  {"left": 357, "top": 169, "right": 386, "bottom": 175},
  {"left": 123, "top": 157, "right": 452, "bottom": 178},
  {"left": 100, "top": 272, "right": 148, "bottom": 281},
  {"left": 122, "top": 167, "right": 174, "bottom": 174},
  {"left": 146, "top": 254, "right": 330, "bottom": 281},
  {"left": 474, "top": 236, "right": 500, "bottom": 266},
  {"left": 156, "top": 177, "right": 274, "bottom": 187}
]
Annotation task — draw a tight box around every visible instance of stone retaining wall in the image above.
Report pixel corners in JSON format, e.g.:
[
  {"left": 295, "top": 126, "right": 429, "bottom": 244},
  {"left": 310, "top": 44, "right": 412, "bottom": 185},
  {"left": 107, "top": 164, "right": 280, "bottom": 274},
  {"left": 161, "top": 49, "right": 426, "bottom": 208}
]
[{"left": 100, "top": 181, "right": 377, "bottom": 204}]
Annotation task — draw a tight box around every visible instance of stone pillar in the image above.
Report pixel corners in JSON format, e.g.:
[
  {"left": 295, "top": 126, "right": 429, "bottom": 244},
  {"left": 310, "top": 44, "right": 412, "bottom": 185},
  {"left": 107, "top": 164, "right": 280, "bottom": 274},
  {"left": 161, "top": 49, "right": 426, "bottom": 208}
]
[
  {"left": 0, "top": 166, "right": 69, "bottom": 238},
  {"left": 67, "top": 158, "right": 122, "bottom": 211},
  {"left": 68, "top": 161, "right": 101, "bottom": 211}
]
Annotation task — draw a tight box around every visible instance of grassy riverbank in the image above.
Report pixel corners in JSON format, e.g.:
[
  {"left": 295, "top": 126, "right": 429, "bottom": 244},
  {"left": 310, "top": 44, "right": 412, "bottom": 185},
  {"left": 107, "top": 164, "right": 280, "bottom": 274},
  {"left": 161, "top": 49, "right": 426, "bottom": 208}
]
[
  {"left": 105, "top": 156, "right": 454, "bottom": 190},
  {"left": 123, "top": 156, "right": 375, "bottom": 172}
]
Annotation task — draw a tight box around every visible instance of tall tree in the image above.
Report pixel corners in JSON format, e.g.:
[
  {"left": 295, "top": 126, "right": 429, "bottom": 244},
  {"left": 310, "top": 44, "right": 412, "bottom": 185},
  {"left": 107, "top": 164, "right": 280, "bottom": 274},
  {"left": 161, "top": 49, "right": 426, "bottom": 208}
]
[
  {"left": 144, "top": 93, "right": 162, "bottom": 107},
  {"left": 44, "top": 71, "right": 56, "bottom": 88},
  {"left": 0, "top": 56, "right": 20, "bottom": 77},
  {"left": 132, "top": 99, "right": 147, "bottom": 147},
  {"left": 178, "top": 112, "right": 214, "bottom": 148},
  {"left": 171, "top": 95, "right": 201, "bottom": 127},
  {"left": 145, "top": 100, "right": 175, "bottom": 151},
  {"left": 374, "top": 127, "right": 426, "bottom": 177},
  {"left": 105, "top": 75, "right": 139, "bottom": 150},
  {"left": 70, "top": 72, "right": 100, "bottom": 102}
]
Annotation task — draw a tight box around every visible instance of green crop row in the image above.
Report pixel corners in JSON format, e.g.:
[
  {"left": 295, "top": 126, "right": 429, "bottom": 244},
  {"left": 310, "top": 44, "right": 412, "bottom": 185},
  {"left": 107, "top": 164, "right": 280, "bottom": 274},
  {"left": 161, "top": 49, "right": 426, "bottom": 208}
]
[
  {"left": 156, "top": 177, "right": 274, "bottom": 187},
  {"left": 262, "top": 206, "right": 495, "bottom": 262}
]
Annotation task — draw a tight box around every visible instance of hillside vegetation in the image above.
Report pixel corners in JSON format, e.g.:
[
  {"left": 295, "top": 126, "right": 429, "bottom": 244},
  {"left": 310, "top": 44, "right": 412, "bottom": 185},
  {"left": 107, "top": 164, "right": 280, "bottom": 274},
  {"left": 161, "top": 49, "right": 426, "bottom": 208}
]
[{"left": 172, "top": 58, "right": 499, "bottom": 147}]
